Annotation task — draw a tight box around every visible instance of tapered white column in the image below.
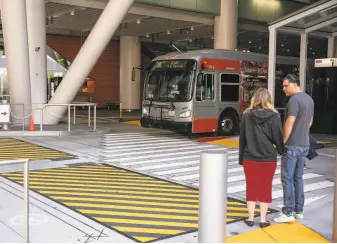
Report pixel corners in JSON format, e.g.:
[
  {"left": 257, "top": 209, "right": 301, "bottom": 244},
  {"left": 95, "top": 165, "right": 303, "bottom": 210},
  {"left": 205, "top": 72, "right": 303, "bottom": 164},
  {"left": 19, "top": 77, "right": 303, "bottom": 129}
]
[
  {"left": 44, "top": 0, "right": 135, "bottom": 124},
  {"left": 214, "top": 0, "right": 238, "bottom": 50},
  {"left": 120, "top": 36, "right": 141, "bottom": 111},
  {"left": 26, "top": 0, "right": 47, "bottom": 124},
  {"left": 268, "top": 27, "right": 277, "bottom": 103},
  {"left": 1, "top": 0, "right": 32, "bottom": 124},
  {"left": 299, "top": 33, "right": 308, "bottom": 92}
]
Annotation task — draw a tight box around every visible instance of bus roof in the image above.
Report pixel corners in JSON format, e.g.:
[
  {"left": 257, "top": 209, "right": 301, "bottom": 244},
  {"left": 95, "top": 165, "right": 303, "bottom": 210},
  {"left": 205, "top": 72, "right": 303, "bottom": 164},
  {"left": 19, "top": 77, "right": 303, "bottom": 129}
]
[{"left": 153, "top": 49, "right": 313, "bottom": 66}]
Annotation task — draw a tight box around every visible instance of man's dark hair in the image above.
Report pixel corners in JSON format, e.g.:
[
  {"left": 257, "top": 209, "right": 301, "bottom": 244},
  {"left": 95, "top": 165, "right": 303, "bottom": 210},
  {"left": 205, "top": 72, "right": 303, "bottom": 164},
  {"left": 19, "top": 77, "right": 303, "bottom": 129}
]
[{"left": 284, "top": 74, "right": 300, "bottom": 86}]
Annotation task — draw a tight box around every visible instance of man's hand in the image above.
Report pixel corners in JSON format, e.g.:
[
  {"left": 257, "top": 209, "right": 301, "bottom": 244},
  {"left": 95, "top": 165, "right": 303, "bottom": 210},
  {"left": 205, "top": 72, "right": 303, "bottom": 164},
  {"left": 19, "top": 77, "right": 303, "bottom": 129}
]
[{"left": 284, "top": 116, "right": 296, "bottom": 143}]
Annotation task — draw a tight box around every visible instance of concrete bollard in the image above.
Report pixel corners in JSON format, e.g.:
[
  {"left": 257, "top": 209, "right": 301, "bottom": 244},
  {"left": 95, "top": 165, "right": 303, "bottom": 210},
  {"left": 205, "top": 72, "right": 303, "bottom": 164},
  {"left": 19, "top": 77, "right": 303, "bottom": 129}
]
[{"left": 198, "top": 149, "right": 228, "bottom": 243}]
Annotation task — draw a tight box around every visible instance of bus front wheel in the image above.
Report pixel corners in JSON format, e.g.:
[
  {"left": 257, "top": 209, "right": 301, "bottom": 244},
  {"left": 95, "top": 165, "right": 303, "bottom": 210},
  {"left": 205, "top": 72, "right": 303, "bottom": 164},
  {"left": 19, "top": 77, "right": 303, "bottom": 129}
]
[{"left": 218, "top": 111, "right": 238, "bottom": 136}]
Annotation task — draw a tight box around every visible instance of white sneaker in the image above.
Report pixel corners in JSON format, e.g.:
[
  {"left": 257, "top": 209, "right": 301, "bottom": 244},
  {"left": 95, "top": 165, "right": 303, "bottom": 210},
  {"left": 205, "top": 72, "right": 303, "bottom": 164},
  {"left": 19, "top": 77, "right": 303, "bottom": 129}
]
[
  {"left": 273, "top": 213, "right": 296, "bottom": 223},
  {"left": 294, "top": 212, "right": 304, "bottom": 219}
]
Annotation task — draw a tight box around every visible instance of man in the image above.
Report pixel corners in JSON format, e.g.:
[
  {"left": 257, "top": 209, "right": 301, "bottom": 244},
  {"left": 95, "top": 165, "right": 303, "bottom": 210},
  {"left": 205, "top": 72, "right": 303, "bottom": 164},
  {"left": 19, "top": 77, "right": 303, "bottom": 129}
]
[{"left": 274, "top": 74, "right": 314, "bottom": 223}]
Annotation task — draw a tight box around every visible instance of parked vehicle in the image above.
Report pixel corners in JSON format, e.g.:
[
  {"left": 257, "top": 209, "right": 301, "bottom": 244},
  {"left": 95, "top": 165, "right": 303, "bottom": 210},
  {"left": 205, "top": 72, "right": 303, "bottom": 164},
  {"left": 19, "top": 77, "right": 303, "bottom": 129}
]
[{"left": 139, "top": 49, "right": 311, "bottom": 135}]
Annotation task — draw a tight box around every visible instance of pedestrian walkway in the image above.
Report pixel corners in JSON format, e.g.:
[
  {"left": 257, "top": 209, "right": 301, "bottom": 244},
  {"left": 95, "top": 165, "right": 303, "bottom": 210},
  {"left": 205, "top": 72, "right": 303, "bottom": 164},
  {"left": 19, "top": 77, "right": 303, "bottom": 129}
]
[
  {"left": 0, "top": 128, "right": 333, "bottom": 243},
  {"left": 101, "top": 132, "right": 334, "bottom": 210},
  {"left": 227, "top": 222, "right": 329, "bottom": 243}
]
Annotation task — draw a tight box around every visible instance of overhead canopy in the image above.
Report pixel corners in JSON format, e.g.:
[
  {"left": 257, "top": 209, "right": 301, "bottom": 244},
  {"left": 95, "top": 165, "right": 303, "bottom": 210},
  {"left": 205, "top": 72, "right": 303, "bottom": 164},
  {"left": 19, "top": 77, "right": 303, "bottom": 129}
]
[
  {"left": 267, "top": 0, "right": 337, "bottom": 104},
  {"left": 269, "top": 0, "right": 337, "bottom": 37}
]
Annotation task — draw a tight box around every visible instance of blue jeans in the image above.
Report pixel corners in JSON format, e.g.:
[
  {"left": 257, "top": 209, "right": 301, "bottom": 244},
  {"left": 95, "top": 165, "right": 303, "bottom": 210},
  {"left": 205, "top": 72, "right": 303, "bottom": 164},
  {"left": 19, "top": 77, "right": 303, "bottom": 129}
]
[{"left": 281, "top": 146, "right": 309, "bottom": 215}]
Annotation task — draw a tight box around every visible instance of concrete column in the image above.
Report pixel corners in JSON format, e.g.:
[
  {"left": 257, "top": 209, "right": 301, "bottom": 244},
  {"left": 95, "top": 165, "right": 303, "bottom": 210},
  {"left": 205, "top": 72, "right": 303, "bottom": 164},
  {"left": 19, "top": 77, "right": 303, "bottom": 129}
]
[
  {"left": 1, "top": 0, "right": 32, "bottom": 124},
  {"left": 328, "top": 36, "right": 336, "bottom": 58},
  {"left": 120, "top": 36, "right": 141, "bottom": 111},
  {"left": 214, "top": 0, "right": 238, "bottom": 50},
  {"left": 268, "top": 27, "right": 277, "bottom": 103},
  {"left": 26, "top": 0, "right": 47, "bottom": 124},
  {"left": 43, "top": 0, "right": 135, "bottom": 124},
  {"left": 299, "top": 33, "right": 308, "bottom": 92}
]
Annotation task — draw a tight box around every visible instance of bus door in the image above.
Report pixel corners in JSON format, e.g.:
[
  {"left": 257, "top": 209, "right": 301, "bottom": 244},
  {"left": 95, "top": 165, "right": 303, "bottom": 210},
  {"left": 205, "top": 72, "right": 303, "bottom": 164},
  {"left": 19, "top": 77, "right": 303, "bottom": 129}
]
[{"left": 193, "top": 72, "right": 218, "bottom": 133}]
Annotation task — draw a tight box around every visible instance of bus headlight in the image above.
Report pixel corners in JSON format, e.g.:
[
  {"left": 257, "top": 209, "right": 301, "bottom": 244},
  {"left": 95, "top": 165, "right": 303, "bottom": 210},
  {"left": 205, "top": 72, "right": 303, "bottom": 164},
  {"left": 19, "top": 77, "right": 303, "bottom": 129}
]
[
  {"left": 143, "top": 107, "right": 148, "bottom": 115},
  {"left": 179, "top": 110, "right": 191, "bottom": 118}
]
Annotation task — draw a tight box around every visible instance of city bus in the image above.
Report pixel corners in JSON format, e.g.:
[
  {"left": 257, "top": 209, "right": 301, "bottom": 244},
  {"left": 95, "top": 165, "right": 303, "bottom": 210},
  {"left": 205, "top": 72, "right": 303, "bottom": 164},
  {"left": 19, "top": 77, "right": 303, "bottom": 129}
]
[{"left": 139, "top": 49, "right": 312, "bottom": 135}]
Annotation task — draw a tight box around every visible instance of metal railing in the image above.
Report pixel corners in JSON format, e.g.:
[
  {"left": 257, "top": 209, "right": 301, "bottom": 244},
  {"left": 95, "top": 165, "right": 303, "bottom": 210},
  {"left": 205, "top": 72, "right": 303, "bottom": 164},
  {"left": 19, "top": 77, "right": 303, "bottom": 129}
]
[
  {"left": 0, "top": 159, "right": 30, "bottom": 243},
  {"left": 40, "top": 103, "right": 97, "bottom": 132},
  {"left": 9, "top": 103, "right": 26, "bottom": 131}
]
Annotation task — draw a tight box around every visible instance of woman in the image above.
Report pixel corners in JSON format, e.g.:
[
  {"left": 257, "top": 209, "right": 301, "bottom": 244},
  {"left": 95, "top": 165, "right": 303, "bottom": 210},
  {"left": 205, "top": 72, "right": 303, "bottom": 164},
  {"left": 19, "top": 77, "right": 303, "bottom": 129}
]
[{"left": 239, "top": 88, "right": 285, "bottom": 228}]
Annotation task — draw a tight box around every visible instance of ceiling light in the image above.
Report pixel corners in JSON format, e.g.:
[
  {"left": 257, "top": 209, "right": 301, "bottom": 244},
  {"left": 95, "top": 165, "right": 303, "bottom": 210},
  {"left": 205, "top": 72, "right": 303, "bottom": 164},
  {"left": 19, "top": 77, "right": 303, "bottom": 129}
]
[
  {"left": 146, "top": 33, "right": 149, "bottom": 38},
  {"left": 249, "top": 40, "right": 252, "bottom": 43},
  {"left": 137, "top": 19, "right": 140, "bottom": 24},
  {"left": 191, "top": 26, "right": 194, "bottom": 31},
  {"left": 167, "top": 30, "right": 170, "bottom": 35}
]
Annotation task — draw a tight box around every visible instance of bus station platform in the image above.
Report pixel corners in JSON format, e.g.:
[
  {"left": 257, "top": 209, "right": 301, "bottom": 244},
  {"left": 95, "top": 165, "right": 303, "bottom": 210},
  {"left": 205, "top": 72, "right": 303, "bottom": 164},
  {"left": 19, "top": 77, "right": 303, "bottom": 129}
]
[{"left": 0, "top": 121, "right": 335, "bottom": 243}]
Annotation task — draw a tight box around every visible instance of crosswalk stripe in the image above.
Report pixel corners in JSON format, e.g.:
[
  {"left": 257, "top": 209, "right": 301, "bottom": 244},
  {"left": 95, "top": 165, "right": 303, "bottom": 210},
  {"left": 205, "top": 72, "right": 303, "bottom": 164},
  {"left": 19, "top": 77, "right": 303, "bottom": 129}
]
[
  {"left": 101, "top": 132, "right": 334, "bottom": 210},
  {"left": 101, "top": 141, "right": 194, "bottom": 152},
  {"left": 138, "top": 161, "right": 200, "bottom": 171},
  {"left": 102, "top": 138, "right": 191, "bottom": 147},
  {"left": 103, "top": 145, "right": 217, "bottom": 158},
  {"left": 272, "top": 181, "right": 334, "bottom": 199}
]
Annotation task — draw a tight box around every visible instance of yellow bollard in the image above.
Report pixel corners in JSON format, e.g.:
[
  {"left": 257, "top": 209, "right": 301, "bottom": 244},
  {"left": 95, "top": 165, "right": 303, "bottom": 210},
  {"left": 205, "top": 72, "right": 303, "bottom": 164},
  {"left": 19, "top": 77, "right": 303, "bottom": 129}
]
[{"left": 120, "top": 102, "right": 123, "bottom": 121}]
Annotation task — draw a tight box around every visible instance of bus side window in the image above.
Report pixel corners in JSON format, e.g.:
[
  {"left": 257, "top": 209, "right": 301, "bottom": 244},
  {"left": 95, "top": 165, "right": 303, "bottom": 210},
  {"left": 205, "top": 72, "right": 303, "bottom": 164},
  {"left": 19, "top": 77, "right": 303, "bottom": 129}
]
[
  {"left": 196, "top": 73, "right": 214, "bottom": 101},
  {"left": 220, "top": 74, "right": 240, "bottom": 102}
]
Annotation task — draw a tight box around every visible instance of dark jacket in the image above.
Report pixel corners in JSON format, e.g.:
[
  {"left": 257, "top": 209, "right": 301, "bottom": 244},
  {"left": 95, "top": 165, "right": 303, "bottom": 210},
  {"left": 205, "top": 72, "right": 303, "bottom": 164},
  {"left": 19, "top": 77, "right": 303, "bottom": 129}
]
[{"left": 239, "top": 108, "right": 286, "bottom": 165}]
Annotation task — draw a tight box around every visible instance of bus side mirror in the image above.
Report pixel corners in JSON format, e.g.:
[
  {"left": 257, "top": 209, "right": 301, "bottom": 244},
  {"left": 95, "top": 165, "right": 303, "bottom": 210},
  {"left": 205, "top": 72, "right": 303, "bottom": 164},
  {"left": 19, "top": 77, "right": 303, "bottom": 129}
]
[{"left": 132, "top": 68, "right": 136, "bottom": 81}]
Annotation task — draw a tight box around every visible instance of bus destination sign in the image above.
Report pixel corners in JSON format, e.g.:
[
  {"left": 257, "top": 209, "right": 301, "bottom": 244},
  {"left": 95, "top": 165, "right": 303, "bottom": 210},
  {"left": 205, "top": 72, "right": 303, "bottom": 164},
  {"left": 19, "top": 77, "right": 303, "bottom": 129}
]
[{"left": 151, "top": 60, "right": 188, "bottom": 71}]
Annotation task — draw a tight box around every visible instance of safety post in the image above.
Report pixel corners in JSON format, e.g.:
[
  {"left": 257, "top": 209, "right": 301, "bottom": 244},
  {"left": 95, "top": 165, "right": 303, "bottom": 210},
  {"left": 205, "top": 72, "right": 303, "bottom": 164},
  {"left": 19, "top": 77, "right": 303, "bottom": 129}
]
[
  {"left": 333, "top": 149, "right": 337, "bottom": 242},
  {"left": 119, "top": 102, "right": 123, "bottom": 121},
  {"left": 198, "top": 149, "right": 228, "bottom": 243},
  {"left": 73, "top": 106, "right": 76, "bottom": 124},
  {"left": 68, "top": 105, "right": 71, "bottom": 131},
  {"left": 88, "top": 106, "right": 91, "bottom": 127},
  {"left": 0, "top": 159, "right": 30, "bottom": 243}
]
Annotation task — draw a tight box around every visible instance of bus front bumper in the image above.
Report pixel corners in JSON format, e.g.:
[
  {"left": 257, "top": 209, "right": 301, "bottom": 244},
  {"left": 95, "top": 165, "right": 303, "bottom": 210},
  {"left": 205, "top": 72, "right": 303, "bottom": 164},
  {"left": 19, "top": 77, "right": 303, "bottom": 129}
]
[{"left": 140, "top": 118, "right": 192, "bottom": 133}]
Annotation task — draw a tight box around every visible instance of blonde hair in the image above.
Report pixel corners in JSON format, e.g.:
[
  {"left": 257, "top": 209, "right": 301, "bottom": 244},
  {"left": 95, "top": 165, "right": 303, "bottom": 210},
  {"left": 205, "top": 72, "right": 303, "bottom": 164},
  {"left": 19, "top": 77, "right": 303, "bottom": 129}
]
[{"left": 244, "top": 88, "right": 278, "bottom": 113}]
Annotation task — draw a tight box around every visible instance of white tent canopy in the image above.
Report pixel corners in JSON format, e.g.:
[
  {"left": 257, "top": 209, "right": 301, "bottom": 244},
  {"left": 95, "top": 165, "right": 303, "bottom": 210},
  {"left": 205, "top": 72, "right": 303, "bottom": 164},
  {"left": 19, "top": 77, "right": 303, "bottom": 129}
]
[{"left": 268, "top": 0, "right": 337, "bottom": 101}]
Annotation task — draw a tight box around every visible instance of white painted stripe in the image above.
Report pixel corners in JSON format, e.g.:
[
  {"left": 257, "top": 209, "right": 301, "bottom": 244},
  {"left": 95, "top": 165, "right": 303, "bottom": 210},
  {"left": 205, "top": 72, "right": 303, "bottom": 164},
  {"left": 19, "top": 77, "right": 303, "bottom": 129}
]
[
  {"left": 102, "top": 134, "right": 180, "bottom": 140},
  {"left": 102, "top": 138, "right": 190, "bottom": 146},
  {"left": 154, "top": 164, "right": 249, "bottom": 176},
  {"left": 318, "top": 153, "right": 335, "bottom": 158},
  {"left": 277, "top": 194, "right": 329, "bottom": 209},
  {"left": 194, "top": 172, "right": 323, "bottom": 192},
  {"left": 105, "top": 150, "right": 236, "bottom": 166},
  {"left": 224, "top": 173, "right": 323, "bottom": 194},
  {"left": 102, "top": 140, "right": 193, "bottom": 150},
  {"left": 101, "top": 141, "right": 195, "bottom": 152},
  {"left": 115, "top": 155, "right": 202, "bottom": 166},
  {"left": 154, "top": 166, "right": 199, "bottom": 176},
  {"left": 272, "top": 181, "right": 334, "bottom": 199},
  {"left": 104, "top": 132, "right": 174, "bottom": 137},
  {"left": 173, "top": 173, "right": 199, "bottom": 181},
  {"left": 104, "top": 147, "right": 228, "bottom": 162},
  {"left": 103, "top": 136, "right": 186, "bottom": 143},
  {"left": 137, "top": 160, "right": 200, "bottom": 171},
  {"left": 103, "top": 145, "right": 217, "bottom": 158}
]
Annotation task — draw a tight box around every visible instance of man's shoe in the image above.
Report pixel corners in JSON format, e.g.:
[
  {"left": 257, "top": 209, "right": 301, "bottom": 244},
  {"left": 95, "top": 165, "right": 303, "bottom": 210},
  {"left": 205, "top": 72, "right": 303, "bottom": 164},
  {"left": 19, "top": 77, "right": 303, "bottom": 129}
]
[
  {"left": 273, "top": 213, "right": 295, "bottom": 223},
  {"left": 294, "top": 212, "right": 304, "bottom": 219}
]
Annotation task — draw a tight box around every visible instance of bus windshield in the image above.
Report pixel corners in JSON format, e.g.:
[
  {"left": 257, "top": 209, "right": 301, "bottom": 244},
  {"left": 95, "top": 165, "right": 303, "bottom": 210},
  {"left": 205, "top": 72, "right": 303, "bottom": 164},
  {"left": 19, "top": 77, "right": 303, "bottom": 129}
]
[{"left": 143, "top": 59, "right": 196, "bottom": 102}]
